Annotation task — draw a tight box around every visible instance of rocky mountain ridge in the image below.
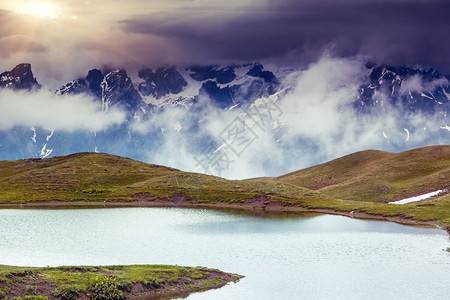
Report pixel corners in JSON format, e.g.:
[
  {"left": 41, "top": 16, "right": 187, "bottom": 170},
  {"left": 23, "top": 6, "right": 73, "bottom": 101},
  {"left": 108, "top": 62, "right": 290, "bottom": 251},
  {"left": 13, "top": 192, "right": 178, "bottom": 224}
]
[
  {"left": 0, "top": 63, "right": 41, "bottom": 90},
  {"left": 2, "top": 62, "right": 448, "bottom": 115},
  {"left": 0, "top": 62, "right": 448, "bottom": 170}
]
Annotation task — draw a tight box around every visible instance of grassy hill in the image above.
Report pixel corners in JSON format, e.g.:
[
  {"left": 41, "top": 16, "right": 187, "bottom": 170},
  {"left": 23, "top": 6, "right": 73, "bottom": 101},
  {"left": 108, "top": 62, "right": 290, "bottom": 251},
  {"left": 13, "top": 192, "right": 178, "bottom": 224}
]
[
  {"left": 277, "top": 145, "right": 450, "bottom": 203},
  {"left": 0, "top": 146, "right": 449, "bottom": 230},
  {"left": 0, "top": 152, "right": 181, "bottom": 203},
  {"left": 0, "top": 152, "right": 320, "bottom": 206}
]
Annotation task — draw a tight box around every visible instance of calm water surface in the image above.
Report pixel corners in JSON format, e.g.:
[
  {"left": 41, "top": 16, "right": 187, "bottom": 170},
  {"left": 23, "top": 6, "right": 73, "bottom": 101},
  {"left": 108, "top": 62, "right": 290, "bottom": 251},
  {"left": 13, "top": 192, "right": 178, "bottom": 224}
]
[{"left": 0, "top": 208, "right": 449, "bottom": 299}]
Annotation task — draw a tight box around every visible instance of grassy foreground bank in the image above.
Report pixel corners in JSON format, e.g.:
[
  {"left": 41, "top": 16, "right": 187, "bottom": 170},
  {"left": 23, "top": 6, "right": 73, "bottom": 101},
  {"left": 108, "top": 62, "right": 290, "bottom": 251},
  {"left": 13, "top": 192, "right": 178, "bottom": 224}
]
[
  {"left": 0, "top": 264, "right": 242, "bottom": 299},
  {"left": 0, "top": 145, "right": 448, "bottom": 232}
]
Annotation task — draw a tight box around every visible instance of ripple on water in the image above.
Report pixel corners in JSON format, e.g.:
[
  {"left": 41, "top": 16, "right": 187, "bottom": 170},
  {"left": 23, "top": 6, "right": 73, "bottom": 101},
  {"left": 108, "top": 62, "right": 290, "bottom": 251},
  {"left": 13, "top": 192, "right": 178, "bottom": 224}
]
[{"left": 0, "top": 208, "right": 448, "bottom": 300}]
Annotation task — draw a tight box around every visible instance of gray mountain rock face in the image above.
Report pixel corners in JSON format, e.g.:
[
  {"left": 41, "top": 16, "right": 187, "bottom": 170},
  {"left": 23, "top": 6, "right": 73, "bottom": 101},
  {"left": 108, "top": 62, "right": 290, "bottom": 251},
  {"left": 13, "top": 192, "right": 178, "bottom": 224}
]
[{"left": 0, "top": 62, "right": 448, "bottom": 164}]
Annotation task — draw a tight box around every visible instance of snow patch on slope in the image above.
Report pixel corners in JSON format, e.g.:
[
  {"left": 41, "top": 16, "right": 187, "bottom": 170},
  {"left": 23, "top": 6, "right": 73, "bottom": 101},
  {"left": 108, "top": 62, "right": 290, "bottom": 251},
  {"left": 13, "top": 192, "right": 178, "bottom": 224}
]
[
  {"left": 142, "top": 67, "right": 201, "bottom": 109},
  {"left": 388, "top": 190, "right": 446, "bottom": 204},
  {"left": 403, "top": 128, "right": 410, "bottom": 141},
  {"left": 31, "top": 127, "right": 37, "bottom": 143},
  {"left": 40, "top": 143, "right": 53, "bottom": 158},
  {"left": 46, "top": 130, "right": 54, "bottom": 141}
]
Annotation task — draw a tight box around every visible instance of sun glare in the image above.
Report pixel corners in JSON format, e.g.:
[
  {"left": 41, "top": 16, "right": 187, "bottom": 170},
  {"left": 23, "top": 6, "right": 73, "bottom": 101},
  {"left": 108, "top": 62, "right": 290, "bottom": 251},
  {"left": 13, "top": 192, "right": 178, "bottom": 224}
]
[{"left": 22, "top": 1, "right": 60, "bottom": 19}]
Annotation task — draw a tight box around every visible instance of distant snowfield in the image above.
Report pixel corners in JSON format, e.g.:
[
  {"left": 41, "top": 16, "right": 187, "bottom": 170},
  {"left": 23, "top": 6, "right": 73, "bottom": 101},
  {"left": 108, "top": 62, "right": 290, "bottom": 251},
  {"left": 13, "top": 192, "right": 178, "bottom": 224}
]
[{"left": 388, "top": 190, "right": 445, "bottom": 205}]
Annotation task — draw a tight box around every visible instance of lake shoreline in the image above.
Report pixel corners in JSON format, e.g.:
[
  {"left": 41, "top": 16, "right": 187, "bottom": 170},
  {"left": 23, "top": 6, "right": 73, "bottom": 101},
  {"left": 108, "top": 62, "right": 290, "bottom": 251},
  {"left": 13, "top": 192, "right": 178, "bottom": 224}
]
[{"left": 1, "top": 199, "right": 447, "bottom": 235}]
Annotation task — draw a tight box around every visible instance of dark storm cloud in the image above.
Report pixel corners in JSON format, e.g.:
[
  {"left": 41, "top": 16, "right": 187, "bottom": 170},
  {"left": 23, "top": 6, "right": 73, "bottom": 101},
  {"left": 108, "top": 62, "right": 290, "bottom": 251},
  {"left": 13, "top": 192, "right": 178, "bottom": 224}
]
[
  {"left": 1, "top": 0, "right": 449, "bottom": 87},
  {"left": 120, "top": 0, "right": 450, "bottom": 72}
]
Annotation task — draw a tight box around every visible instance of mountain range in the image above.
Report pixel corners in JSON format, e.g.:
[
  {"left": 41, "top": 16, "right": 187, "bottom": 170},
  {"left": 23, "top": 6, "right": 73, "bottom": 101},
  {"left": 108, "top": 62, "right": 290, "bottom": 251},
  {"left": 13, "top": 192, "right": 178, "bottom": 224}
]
[{"left": 0, "top": 62, "right": 448, "bottom": 175}]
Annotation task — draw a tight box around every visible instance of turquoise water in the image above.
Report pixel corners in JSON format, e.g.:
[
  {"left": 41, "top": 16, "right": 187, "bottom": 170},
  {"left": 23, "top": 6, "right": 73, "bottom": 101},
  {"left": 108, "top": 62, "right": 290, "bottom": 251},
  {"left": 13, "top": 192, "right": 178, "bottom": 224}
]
[{"left": 0, "top": 208, "right": 448, "bottom": 299}]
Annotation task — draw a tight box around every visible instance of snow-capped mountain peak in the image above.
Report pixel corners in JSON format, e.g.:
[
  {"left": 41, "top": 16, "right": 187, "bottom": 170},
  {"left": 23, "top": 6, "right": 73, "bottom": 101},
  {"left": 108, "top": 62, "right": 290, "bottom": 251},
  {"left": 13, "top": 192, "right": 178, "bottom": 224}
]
[{"left": 0, "top": 63, "right": 41, "bottom": 90}]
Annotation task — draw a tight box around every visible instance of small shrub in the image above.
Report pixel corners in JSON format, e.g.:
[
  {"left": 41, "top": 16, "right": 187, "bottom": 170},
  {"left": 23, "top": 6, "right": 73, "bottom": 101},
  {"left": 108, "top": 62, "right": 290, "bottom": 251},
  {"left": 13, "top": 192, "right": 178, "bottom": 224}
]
[
  {"left": 142, "top": 276, "right": 163, "bottom": 289},
  {"left": 191, "top": 272, "right": 205, "bottom": 279},
  {"left": 24, "top": 286, "right": 37, "bottom": 295},
  {"left": 51, "top": 285, "right": 81, "bottom": 300},
  {"left": 7, "top": 271, "right": 32, "bottom": 278},
  {"left": 0, "top": 287, "right": 8, "bottom": 299},
  {"left": 118, "top": 280, "right": 133, "bottom": 292},
  {"left": 88, "top": 276, "right": 125, "bottom": 300},
  {"left": 81, "top": 188, "right": 109, "bottom": 194}
]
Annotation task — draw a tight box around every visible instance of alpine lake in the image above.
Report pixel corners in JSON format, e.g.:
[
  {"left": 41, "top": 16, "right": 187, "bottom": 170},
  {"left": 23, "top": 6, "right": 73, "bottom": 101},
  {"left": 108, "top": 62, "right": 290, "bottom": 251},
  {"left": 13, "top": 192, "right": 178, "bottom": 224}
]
[{"left": 0, "top": 207, "right": 449, "bottom": 299}]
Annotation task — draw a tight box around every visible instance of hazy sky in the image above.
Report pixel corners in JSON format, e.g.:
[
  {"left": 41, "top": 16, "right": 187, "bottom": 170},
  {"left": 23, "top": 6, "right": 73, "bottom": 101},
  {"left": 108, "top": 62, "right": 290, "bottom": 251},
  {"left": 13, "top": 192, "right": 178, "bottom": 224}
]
[
  {"left": 0, "top": 0, "right": 448, "bottom": 177},
  {"left": 1, "top": 0, "right": 449, "bottom": 86}
]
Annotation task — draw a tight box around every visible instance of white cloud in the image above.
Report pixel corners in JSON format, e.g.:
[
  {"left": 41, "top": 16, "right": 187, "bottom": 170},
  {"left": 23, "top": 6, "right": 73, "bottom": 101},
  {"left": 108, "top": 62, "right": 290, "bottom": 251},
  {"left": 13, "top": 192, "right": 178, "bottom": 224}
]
[
  {"left": 130, "top": 55, "right": 449, "bottom": 179},
  {"left": 0, "top": 89, "right": 126, "bottom": 132},
  {"left": 399, "top": 74, "right": 449, "bottom": 95}
]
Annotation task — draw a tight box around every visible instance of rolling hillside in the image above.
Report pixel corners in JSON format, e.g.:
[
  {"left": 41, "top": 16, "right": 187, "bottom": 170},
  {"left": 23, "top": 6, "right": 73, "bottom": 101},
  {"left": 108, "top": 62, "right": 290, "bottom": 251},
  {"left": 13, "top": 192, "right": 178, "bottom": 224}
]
[
  {"left": 277, "top": 145, "right": 450, "bottom": 203},
  {"left": 0, "top": 152, "right": 321, "bottom": 206},
  {"left": 0, "top": 146, "right": 449, "bottom": 230}
]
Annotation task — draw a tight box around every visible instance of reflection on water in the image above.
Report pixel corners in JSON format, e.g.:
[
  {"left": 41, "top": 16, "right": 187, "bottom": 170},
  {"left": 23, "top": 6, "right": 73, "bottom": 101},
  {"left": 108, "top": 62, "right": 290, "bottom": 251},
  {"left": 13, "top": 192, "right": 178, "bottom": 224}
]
[{"left": 0, "top": 208, "right": 448, "bottom": 299}]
